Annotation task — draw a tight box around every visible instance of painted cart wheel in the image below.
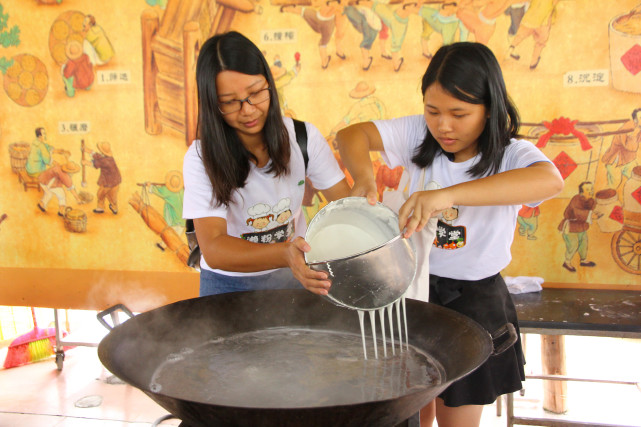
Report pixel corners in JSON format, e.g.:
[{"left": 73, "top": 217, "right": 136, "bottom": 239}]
[
  {"left": 3, "top": 54, "right": 49, "bottom": 106},
  {"left": 611, "top": 227, "right": 641, "bottom": 275}
]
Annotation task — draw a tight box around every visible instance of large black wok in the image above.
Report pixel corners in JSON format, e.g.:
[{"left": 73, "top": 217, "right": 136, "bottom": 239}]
[{"left": 97, "top": 289, "right": 506, "bottom": 427}]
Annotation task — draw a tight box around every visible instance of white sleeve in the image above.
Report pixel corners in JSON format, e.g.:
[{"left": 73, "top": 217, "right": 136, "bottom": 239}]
[
  {"left": 182, "top": 141, "right": 227, "bottom": 220},
  {"left": 373, "top": 115, "right": 427, "bottom": 169},
  {"left": 502, "top": 138, "right": 553, "bottom": 170},
  {"left": 503, "top": 139, "right": 555, "bottom": 207},
  {"left": 304, "top": 121, "right": 345, "bottom": 190}
]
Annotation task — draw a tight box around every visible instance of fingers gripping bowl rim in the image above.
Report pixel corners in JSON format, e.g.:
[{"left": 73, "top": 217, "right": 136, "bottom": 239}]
[{"left": 304, "top": 197, "right": 418, "bottom": 310}]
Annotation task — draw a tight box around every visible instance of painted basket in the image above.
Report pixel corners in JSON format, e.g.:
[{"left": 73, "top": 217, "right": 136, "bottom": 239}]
[
  {"left": 64, "top": 207, "right": 87, "bottom": 233},
  {"left": 8, "top": 142, "right": 30, "bottom": 173}
]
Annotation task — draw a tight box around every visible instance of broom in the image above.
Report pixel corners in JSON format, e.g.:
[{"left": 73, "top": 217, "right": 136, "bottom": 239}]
[{"left": 3, "top": 307, "right": 67, "bottom": 369}]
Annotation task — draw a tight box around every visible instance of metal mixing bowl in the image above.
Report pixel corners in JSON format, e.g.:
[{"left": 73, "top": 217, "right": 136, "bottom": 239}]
[{"left": 304, "top": 197, "right": 417, "bottom": 310}]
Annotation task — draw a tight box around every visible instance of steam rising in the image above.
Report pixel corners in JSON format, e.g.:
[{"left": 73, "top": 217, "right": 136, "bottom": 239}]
[{"left": 87, "top": 276, "right": 170, "bottom": 313}]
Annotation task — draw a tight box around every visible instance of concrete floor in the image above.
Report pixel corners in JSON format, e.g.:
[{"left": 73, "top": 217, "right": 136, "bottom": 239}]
[{"left": 0, "top": 310, "right": 639, "bottom": 427}]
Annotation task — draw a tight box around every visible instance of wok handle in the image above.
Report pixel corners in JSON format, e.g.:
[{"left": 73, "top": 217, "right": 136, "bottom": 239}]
[
  {"left": 490, "top": 323, "right": 518, "bottom": 356},
  {"left": 96, "top": 304, "right": 135, "bottom": 331}
]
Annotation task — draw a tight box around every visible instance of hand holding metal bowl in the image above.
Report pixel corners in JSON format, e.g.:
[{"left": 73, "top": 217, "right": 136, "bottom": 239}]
[{"left": 304, "top": 197, "right": 417, "bottom": 310}]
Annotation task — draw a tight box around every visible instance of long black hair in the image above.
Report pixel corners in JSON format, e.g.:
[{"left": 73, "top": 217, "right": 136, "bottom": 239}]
[
  {"left": 412, "top": 42, "right": 520, "bottom": 177},
  {"left": 195, "top": 31, "right": 290, "bottom": 206}
]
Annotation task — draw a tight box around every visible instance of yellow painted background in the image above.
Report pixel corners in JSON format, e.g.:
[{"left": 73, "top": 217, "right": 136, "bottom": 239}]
[{"left": 0, "top": 0, "right": 639, "bottom": 311}]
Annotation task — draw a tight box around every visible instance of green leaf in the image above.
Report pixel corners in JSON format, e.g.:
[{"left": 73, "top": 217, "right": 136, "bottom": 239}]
[
  {"left": 0, "top": 4, "right": 8, "bottom": 32},
  {"left": 0, "top": 3, "right": 20, "bottom": 47},
  {"left": 1, "top": 25, "right": 20, "bottom": 47},
  {"left": 0, "top": 57, "right": 14, "bottom": 75}
]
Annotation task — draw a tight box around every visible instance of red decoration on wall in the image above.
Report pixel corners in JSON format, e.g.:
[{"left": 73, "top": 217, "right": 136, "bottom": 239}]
[
  {"left": 621, "top": 44, "right": 641, "bottom": 76},
  {"left": 632, "top": 185, "right": 641, "bottom": 206},
  {"left": 552, "top": 151, "right": 578, "bottom": 180},
  {"left": 536, "top": 117, "right": 592, "bottom": 150},
  {"left": 609, "top": 205, "right": 624, "bottom": 224}
]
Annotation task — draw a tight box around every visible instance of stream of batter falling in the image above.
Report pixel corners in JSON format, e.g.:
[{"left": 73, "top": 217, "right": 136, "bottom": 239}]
[{"left": 357, "top": 296, "right": 409, "bottom": 360}]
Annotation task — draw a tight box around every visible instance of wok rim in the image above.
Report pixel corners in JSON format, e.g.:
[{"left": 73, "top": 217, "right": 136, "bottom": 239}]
[{"left": 97, "top": 290, "right": 493, "bottom": 422}]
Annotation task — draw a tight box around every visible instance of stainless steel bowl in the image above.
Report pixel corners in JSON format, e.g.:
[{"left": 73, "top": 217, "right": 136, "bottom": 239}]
[{"left": 304, "top": 197, "right": 417, "bottom": 310}]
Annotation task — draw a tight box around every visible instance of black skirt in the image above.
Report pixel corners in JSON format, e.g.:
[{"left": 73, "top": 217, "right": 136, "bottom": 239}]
[{"left": 429, "top": 273, "right": 526, "bottom": 407}]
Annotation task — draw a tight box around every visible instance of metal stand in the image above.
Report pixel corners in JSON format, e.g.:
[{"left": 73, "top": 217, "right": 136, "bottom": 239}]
[
  {"left": 52, "top": 306, "right": 126, "bottom": 370},
  {"left": 396, "top": 412, "right": 420, "bottom": 427},
  {"left": 506, "top": 375, "right": 639, "bottom": 427},
  {"left": 53, "top": 308, "right": 94, "bottom": 370},
  {"left": 508, "top": 289, "right": 641, "bottom": 427},
  {"left": 152, "top": 414, "right": 179, "bottom": 426}
]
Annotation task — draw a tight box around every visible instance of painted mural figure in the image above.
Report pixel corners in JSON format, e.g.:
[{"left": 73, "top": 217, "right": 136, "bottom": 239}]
[
  {"left": 507, "top": 0, "right": 558, "bottom": 69},
  {"left": 374, "top": 161, "right": 403, "bottom": 201},
  {"left": 601, "top": 107, "right": 641, "bottom": 190},
  {"left": 148, "top": 170, "right": 185, "bottom": 250},
  {"left": 62, "top": 40, "right": 94, "bottom": 97},
  {"left": 182, "top": 31, "right": 350, "bottom": 297},
  {"left": 361, "top": 0, "right": 421, "bottom": 72},
  {"left": 82, "top": 141, "right": 122, "bottom": 214},
  {"left": 26, "top": 127, "right": 54, "bottom": 177},
  {"left": 517, "top": 204, "right": 539, "bottom": 240},
  {"left": 336, "top": 42, "right": 563, "bottom": 427},
  {"left": 343, "top": 3, "right": 382, "bottom": 70},
  {"left": 281, "top": 0, "right": 343, "bottom": 69},
  {"left": 330, "top": 81, "right": 386, "bottom": 135},
  {"left": 419, "top": 2, "right": 466, "bottom": 59},
  {"left": 558, "top": 181, "right": 601, "bottom": 272},
  {"left": 82, "top": 14, "right": 115, "bottom": 66},
  {"left": 37, "top": 161, "right": 83, "bottom": 216},
  {"left": 456, "top": 0, "right": 521, "bottom": 45},
  {"left": 270, "top": 55, "right": 300, "bottom": 116},
  {"left": 145, "top": 0, "right": 168, "bottom": 9},
  {"left": 504, "top": 1, "right": 529, "bottom": 37},
  {"left": 330, "top": 0, "right": 349, "bottom": 64}
]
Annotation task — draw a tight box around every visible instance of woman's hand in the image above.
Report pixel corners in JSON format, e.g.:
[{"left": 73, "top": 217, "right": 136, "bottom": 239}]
[
  {"left": 349, "top": 179, "right": 378, "bottom": 205},
  {"left": 398, "top": 189, "right": 451, "bottom": 238},
  {"left": 336, "top": 121, "right": 384, "bottom": 206},
  {"left": 396, "top": 162, "right": 564, "bottom": 238},
  {"left": 286, "top": 237, "right": 331, "bottom": 295}
]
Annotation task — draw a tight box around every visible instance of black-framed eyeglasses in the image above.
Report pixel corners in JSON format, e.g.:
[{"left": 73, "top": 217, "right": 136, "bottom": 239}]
[{"left": 218, "top": 87, "right": 271, "bottom": 115}]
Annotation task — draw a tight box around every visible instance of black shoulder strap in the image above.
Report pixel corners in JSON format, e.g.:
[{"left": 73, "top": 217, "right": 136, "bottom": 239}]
[
  {"left": 185, "top": 217, "right": 196, "bottom": 251},
  {"left": 292, "top": 118, "right": 308, "bottom": 171}
]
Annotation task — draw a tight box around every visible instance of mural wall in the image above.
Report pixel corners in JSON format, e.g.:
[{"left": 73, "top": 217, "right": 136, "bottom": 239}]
[{"left": 0, "top": 0, "right": 639, "bottom": 309}]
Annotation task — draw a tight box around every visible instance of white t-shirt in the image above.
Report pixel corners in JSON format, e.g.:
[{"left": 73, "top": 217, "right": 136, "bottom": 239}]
[
  {"left": 183, "top": 117, "right": 345, "bottom": 275},
  {"left": 375, "top": 114, "right": 552, "bottom": 281}
]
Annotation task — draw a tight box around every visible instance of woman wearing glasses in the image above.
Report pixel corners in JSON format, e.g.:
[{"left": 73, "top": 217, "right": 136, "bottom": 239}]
[{"left": 183, "top": 31, "right": 350, "bottom": 297}]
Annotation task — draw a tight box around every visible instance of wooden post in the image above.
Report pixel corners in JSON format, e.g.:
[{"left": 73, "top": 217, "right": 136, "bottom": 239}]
[
  {"left": 80, "top": 139, "right": 86, "bottom": 188},
  {"left": 141, "top": 9, "right": 162, "bottom": 135},
  {"left": 541, "top": 334, "right": 568, "bottom": 413},
  {"left": 183, "top": 21, "right": 199, "bottom": 147},
  {"left": 217, "top": 8, "right": 237, "bottom": 34},
  {"left": 212, "top": 0, "right": 255, "bottom": 34}
]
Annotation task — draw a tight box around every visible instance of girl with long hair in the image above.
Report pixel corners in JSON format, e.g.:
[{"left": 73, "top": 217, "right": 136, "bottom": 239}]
[
  {"left": 183, "top": 31, "right": 349, "bottom": 297},
  {"left": 336, "top": 42, "right": 563, "bottom": 427}
]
